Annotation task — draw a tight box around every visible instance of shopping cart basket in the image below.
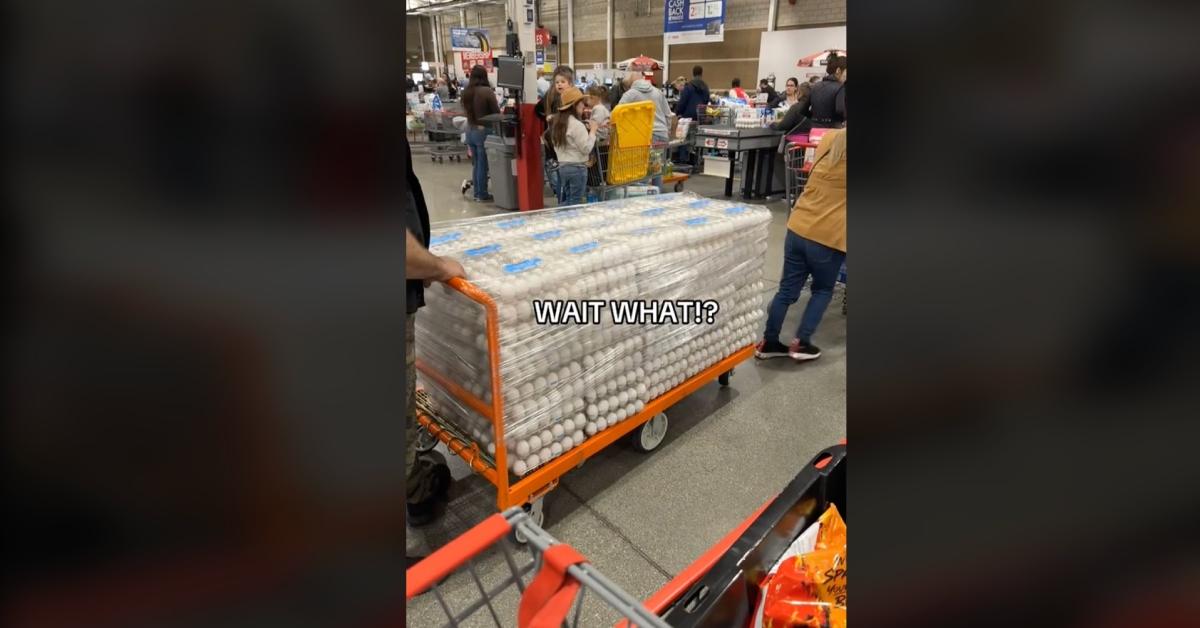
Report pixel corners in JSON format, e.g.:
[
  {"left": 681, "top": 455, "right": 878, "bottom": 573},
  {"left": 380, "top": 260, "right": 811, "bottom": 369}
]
[
  {"left": 784, "top": 142, "right": 818, "bottom": 207},
  {"left": 649, "top": 443, "right": 847, "bottom": 627},
  {"left": 407, "top": 507, "right": 670, "bottom": 628},
  {"left": 585, "top": 140, "right": 673, "bottom": 200},
  {"left": 423, "top": 110, "right": 468, "bottom": 163}
]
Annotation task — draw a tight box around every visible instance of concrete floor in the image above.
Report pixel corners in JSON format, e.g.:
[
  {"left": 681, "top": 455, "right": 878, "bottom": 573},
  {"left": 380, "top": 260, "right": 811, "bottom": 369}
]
[{"left": 407, "top": 153, "right": 846, "bottom": 626}]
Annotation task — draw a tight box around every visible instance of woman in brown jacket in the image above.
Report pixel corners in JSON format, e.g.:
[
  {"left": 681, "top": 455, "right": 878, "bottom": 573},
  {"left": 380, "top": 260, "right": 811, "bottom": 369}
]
[{"left": 756, "top": 128, "right": 847, "bottom": 361}]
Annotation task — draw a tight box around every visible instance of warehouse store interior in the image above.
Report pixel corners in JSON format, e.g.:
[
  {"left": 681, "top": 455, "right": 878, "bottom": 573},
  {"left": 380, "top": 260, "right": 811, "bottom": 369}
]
[{"left": 406, "top": 0, "right": 846, "bottom": 625}]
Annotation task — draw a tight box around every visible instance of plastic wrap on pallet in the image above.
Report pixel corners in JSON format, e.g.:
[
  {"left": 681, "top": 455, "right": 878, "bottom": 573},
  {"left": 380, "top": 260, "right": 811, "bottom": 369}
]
[{"left": 415, "top": 192, "right": 770, "bottom": 479}]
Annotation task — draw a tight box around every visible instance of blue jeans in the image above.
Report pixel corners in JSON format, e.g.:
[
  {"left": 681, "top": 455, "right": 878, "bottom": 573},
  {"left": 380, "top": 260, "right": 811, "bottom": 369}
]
[
  {"left": 763, "top": 231, "right": 846, "bottom": 344},
  {"left": 466, "top": 128, "right": 490, "bottom": 199},
  {"left": 557, "top": 163, "right": 587, "bottom": 206}
]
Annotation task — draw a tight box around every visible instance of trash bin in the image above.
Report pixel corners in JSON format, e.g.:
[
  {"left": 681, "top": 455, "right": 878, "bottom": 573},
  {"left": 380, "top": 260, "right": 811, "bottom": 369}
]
[{"left": 485, "top": 135, "right": 518, "bottom": 210}]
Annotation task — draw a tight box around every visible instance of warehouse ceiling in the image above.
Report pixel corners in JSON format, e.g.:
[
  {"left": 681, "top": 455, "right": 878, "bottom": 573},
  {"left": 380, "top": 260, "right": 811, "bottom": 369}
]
[{"left": 407, "top": 0, "right": 504, "bottom": 15}]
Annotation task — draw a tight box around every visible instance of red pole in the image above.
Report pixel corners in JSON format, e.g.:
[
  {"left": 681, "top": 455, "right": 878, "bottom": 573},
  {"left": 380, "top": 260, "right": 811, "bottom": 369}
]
[{"left": 515, "top": 103, "right": 544, "bottom": 211}]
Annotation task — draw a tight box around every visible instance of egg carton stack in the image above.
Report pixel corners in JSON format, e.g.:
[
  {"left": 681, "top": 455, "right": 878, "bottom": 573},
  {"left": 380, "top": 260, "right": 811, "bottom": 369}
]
[{"left": 415, "top": 193, "right": 769, "bottom": 479}]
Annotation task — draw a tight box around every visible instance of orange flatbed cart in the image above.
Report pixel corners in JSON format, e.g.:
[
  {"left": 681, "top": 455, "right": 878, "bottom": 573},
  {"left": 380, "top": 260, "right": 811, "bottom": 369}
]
[{"left": 415, "top": 276, "right": 756, "bottom": 534}]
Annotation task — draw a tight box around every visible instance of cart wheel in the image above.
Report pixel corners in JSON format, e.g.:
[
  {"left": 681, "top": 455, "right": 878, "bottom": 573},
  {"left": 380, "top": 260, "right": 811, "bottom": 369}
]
[
  {"left": 631, "top": 412, "right": 668, "bottom": 453},
  {"left": 430, "top": 155, "right": 436, "bottom": 162},
  {"left": 415, "top": 425, "right": 438, "bottom": 453},
  {"left": 512, "top": 498, "right": 545, "bottom": 545},
  {"left": 718, "top": 370, "right": 732, "bottom": 387},
  {"left": 674, "top": 181, "right": 685, "bottom": 192}
]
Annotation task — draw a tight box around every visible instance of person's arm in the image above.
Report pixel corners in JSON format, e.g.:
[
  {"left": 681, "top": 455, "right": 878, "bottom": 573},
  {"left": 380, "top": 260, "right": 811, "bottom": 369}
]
[
  {"left": 673, "top": 85, "right": 688, "bottom": 116},
  {"left": 406, "top": 229, "right": 466, "bottom": 283},
  {"left": 571, "top": 118, "right": 598, "bottom": 156},
  {"left": 835, "top": 85, "right": 846, "bottom": 123},
  {"left": 486, "top": 88, "right": 501, "bottom": 116}
]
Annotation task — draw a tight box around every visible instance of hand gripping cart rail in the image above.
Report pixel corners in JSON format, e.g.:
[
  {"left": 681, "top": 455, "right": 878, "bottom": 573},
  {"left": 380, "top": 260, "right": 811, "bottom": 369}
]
[
  {"left": 406, "top": 507, "right": 670, "bottom": 627},
  {"left": 415, "top": 277, "right": 756, "bottom": 540}
]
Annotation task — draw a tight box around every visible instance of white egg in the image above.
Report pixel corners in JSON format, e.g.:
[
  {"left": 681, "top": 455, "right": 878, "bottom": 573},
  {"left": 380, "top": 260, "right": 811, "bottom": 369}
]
[
  {"left": 616, "top": 408, "right": 627, "bottom": 421},
  {"left": 513, "top": 460, "right": 528, "bottom": 476},
  {"left": 573, "top": 429, "right": 585, "bottom": 444},
  {"left": 596, "top": 418, "right": 608, "bottom": 431},
  {"left": 534, "top": 376, "right": 547, "bottom": 389},
  {"left": 564, "top": 417, "right": 577, "bottom": 433},
  {"left": 527, "top": 453, "right": 541, "bottom": 468},
  {"left": 562, "top": 435, "right": 575, "bottom": 450},
  {"left": 551, "top": 424, "right": 564, "bottom": 439},
  {"left": 598, "top": 399, "right": 610, "bottom": 414},
  {"left": 551, "top": 442, "right": 563, "bottom": 456},
  {"left": 573, "top": 399, "right": 585, "bottom": 413},
  {"left": 539, "top": 447, "right": 551, "bottom": 461},
  {"left": 606, "top": 412, "right": 618, "bottom": 425},
  {"left": 586, "top": 404, "right": 598, "bottom": 418},
  {"left": 636, "top": 383, "right": 647, "bottom": 398},
  {"left": 516, "top": 440, "right": 531, "bottom": 457},
  {"left": 607, "top": 396, "right": 619, "bottom": 409},
  {"left": 585, "top": 421, "right": 597, "bottom": 435},
  {"left": 529, "top": 435, "right": 543, "bottom": 451},
  {"left": 618, "top": 391, "right": 630, "bottom": 405}
]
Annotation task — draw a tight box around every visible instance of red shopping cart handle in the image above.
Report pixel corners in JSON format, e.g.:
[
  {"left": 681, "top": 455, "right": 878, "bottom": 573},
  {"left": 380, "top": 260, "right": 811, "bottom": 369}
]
[
  {"left": 518, "top": 544, "right": 587, "bottom": 628},
  {"left": 406, "top": 513, "right": 512, "bottom": 599}
]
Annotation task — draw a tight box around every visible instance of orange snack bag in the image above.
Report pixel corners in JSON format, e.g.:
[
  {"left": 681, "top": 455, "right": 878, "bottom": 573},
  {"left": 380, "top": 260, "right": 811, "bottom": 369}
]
[{"left": 760, "top": 504, "right": 846, "bottom": 628}]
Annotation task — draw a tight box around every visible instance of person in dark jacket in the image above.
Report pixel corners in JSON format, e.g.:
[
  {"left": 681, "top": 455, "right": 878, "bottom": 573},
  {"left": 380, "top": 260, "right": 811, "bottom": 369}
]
[
  {"left": 405, "top": 135, "right": 464, "bottom": 551},
  {"left": 805, "top": 52, "right": 846, "bottom": 128},
  {"left": 772, "top": 80, "right": 813, "bottom": 134},
  {"left": 461, "top": 65, "right": 500, "bottom": 202},
  {"left": 673, "top": 65, "right": 710, "bottom": 120},
  {"left": 759, "top": 78, "right": 781, "bottom": 108},
  {"left": 673, "top": 65, "right": 710, "bottom": 164}
]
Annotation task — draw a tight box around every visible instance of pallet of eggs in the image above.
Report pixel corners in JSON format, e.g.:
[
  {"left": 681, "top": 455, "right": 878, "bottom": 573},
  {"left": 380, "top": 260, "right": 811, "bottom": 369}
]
[{"left": 416, "top": 193, "right": 770, "bottom": 479}]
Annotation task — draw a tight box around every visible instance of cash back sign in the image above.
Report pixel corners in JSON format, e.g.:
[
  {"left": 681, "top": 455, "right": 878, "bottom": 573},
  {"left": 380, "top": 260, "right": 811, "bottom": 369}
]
[{"left": 664, "top": 0, "right": 725, "bottom": 44}]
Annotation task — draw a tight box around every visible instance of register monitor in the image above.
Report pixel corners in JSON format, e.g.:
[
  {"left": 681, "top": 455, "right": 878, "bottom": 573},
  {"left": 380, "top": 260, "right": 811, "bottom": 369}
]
[{"left": 495, "top": 56, "right": 524, "bottom": 91}]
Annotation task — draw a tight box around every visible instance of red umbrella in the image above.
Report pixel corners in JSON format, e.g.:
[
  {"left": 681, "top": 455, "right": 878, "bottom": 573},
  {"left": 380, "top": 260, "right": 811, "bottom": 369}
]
[
  {"left": 617, "top": 55, "right": 662, "bottom": 71},
  {"left": 797, "top": 49, "right": 846, "bottom": 68}
]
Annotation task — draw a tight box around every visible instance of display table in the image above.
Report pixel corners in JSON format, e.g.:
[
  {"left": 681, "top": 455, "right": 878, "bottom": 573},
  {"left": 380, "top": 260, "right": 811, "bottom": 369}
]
[{"left": 693, "top": 126, "right": 785, "bottom": 199}]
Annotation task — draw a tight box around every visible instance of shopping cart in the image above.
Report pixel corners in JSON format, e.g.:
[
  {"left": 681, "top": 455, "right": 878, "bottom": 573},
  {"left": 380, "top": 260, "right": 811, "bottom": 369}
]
[
  {"left": 585, "top": 140, "right": 673, "bottom": 200},
  {"left": 648, "top": 443, "right": 847, "bottom": 627},
  {"left": 784, "top": 141, "right": 818, "bottom": 207},
  {"left": 423, "top": 110, "right": 468, "bottom": 163},
  {"left": 406, "top": 507, "right": 670, "bottom": 627}
]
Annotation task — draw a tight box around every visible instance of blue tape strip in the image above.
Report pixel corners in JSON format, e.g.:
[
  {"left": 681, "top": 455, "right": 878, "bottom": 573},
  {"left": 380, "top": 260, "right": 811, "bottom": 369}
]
[
  {"left": 429, "top": 231, "right": 462, "bottom": 246},
  {"left": 685, "top": 216, "right": 708, "bottom": 226},
  {"left": 497, "top": 218, "right": 526, "bottom": 230},
  {"left": 503, "top": 258, "right": 542, "bottom": 273},
  {"left": 725, "top": 206, "right": 747, "bottom": 215},
  {"left": 533, "top": 229, "right": 563, "bottom": 240},
  {"left": 569, "top": 241, "right": 599, "bottom": 254},
  {"left": 641, "top": 207, "right": 664, "bottom": 216},
  {"left": 465, "top": 243, "right": 501, "bottom": 257}
]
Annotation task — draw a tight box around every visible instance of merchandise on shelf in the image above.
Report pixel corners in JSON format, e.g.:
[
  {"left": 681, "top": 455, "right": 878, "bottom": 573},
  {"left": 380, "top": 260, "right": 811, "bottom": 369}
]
[{"left": 416, "top": 193, "right": 769, "bottom": 478}]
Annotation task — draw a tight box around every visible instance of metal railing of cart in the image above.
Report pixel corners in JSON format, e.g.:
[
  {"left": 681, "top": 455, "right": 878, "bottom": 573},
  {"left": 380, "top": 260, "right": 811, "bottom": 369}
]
[
  {"left": 784, "top": 140, "right": 818, "bottom": 207},
  {"left": 405, "top": 506, "right": 670, "bottom": 627},
  {"left": 422, "top": 109, "right": 469, "bottom": 163},
  {"left": 586, "top": 139, "right": 682, "bottom": 201}
]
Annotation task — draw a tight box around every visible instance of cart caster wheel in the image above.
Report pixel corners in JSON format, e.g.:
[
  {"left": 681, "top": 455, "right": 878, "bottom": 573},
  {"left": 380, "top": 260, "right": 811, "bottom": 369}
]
[
  {"left": 718, "top": 370, "right": 732, "bottom": 387},
  {"left": 674, "top": 182, "right": 685, "bottom": 192},
  {"left": 631, "top": 412, "right": 668, "bottom": 453},
  {"left": 415, "top": 425, "right": 438, "bottom": 453},
  {"left": 430, "top": 155, "right": 436, "bottom": 162},
  {"left": 512, "top": 499, "right": 545, "bottom": 545}
]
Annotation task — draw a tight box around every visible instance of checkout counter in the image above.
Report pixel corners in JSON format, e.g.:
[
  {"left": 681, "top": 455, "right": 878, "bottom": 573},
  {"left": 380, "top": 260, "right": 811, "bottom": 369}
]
[{"left": 693, "top": 126, "right": 787, "bottom": 200}]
